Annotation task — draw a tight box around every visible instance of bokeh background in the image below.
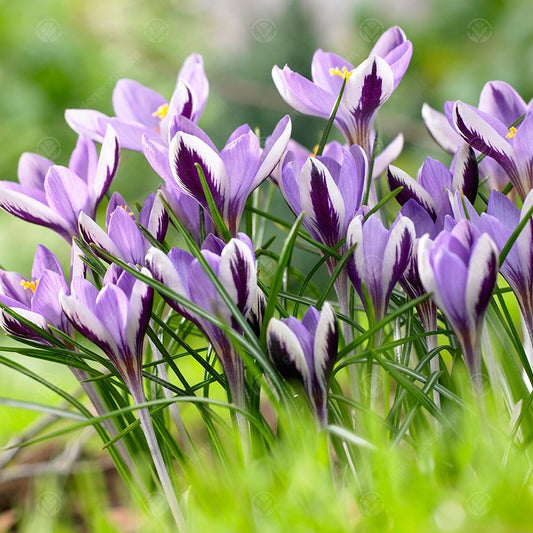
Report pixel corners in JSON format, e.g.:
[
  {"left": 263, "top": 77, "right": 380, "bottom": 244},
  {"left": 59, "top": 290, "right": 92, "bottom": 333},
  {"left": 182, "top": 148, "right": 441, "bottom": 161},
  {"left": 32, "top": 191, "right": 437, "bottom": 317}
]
[{"left": 1, "top": 0, "right": 533, "bottom": 443}]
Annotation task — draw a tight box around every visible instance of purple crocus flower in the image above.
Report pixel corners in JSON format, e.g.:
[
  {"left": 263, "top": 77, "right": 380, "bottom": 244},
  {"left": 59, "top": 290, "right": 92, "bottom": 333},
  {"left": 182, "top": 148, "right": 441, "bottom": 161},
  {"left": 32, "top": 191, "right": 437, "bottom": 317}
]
[
  {"left": 79, "top": 191, "right": 168, "bottom": 265},
  {"left": 346, "top": 212, "right": 415, "bottom": 322},
  {"left": 279, "top": 144, "right": 368, "bottom": 248},
  {"left": 142, "top": 121, "right": 214, "bottom": 242},
  {"left": 0, "top": 245, "right": 72, "bottom": 342},
  {"left": 60, "top": 266, "right": 153, "bottom": 393},
  {"left": 0, "top": 128, "right": 119, "bottom": 242},
  {"left": 60, "top": 265, "right": 184, "bottom": 525},
  {"left": 453, "top": 103, "right": 533, "bottom": 200},
  {"left": 65, "top": 54, "right": 208, "bottom": 151},
  {"left": 146, "top": 234, "right": 257, "bottom": 406},
  {"left": 168, "top": 115, "right": 291, "bottom": 236},
  {"left": 267, "top": 303, "right": 337, "bottom": 427},
  {"left": 387, "top": 142, "right": 478, "bottom": 234},
  {"left": 272, "top": 26, "right": 412, "bottom": 154},
  {"left": 418, "top": 220, "right": 499, "bottom": 377},
  {"left": 423, "top": 81, "right": 530, "bottom": 191},
  {"left": 455, "top": 190, "right": 533, "bottom": 346}
]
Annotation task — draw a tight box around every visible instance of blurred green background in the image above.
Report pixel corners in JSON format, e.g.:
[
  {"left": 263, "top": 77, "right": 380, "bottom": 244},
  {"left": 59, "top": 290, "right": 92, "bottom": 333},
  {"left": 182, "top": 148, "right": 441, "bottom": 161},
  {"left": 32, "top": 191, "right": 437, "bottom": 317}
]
[{"left": 0, "top": 0, "right": 533, "bottom": 442}]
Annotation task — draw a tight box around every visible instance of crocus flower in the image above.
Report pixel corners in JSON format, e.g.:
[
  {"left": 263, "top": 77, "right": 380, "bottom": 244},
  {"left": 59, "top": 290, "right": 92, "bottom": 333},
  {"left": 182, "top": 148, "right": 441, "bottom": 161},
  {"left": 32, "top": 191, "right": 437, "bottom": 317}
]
[
  {"left": 168, "top": 115, "right": 291, "bottom": 236},
  {"left": 79, "top": 191, "right": 168, "bottom": 265},
  {"left": 423, "top": 81, "right": 530, "bottom": 191},
  {"left": 60, "top": 266, "right": 153, "bottom": 393},
  {"left": 65, "top": 54, "right": 208, "bottom": 151},
  {"left": 453, "top": 103, "right": 533, "bottom": 200},
  {"left": 279, "top": 144, "right": 367, "bottom": 249},
  {"left": 272, "top": 26, "right": 412, "bottom": 154},
  {"left": 418, "top": 220, "right": 499, "bottom": 377},
  {"left": 267, "top": 303, "right": 338, "bottom": 427},
  {"left": 0, "top": 245, "right": 72, "bottom": 342},
  {"left": 387, "top": 142, "right": 478, "bottom": 234},
  {"left": 453, "top": 189, "right": 533, "bottom": 346},
  {"left": 346, "top": 212, "right": 415, "bottom": 323},
  {"left": 0, "top": 128, "right": 119, "bottom": 242},
  {"left": 60, "top": 266, "right": 184, "bottom": 526},
  {"left": 146, "top": 234, "right": 257, "bottom": 406},
  {"left": 142, "top": 119, "right": 214, "bottom": 243}
]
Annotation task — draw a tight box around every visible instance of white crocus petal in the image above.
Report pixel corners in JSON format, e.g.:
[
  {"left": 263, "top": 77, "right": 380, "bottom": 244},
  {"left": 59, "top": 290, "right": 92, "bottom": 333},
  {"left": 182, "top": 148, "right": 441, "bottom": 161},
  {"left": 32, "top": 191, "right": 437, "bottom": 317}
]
[
  {"left": 145, "top": 247, "right": 188, "bottom": 298},
  {"left": 465, "top": 233, "right": 498, "bottom": 322},
  {"left": 313, "top": 302, "right": 336, "bottom": 393},
  {"left": 78, "top": 212, "right": 122, "bottom": 260},
  {"left": 267, "top": 318, "right": 311, "bottom": 386},
  {"left": 381, "top": 216, "right": 415, "bottom": 295},
  {"left": 300, "top": 157, "right": 345, "bottom": 244},
  {"left": 91, "top": 126, "right": 120, "bottom": 208},
  {"left": 60, "top": 291, "right": 120, "bottom": 357},
  {"left": 421, "top": 103, "right": 462, "bottom": 153},
  {"left": 253, "top": 115, "right": 292, "bottom": 189},
  {"left": 169, "top": 131, "right": 231, "bottom": 218},
  {"left": 218, "top": 239, "right": 257, "bottom": 317},
  {"left": 417, "top": 234, "right": 444, "bottom": 310}
]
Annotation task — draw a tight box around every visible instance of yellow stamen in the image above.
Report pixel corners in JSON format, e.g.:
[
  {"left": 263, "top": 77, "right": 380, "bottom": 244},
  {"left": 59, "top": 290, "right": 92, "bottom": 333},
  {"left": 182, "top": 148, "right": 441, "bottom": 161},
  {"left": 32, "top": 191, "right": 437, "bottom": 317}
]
[
  {"left": 506, "top": 126, "right": 517, "bottom": 139},
  {"left": 20, "top": 279, "right": 39, "bottom": 293},
  {"left": 311, "top": 144, "right": 319, "bottom": 157},
  {"left": 328, "top": 66, "right": 353, "bottom": 80},
  {"left": 152, "top": 103, "right": 169, "bottom": 120},
  {"left": 110, "top": 205, "right": 135, "bottom": 219},
  {"left": 120, "top": 205, "right": 134, "bottom": 217}
]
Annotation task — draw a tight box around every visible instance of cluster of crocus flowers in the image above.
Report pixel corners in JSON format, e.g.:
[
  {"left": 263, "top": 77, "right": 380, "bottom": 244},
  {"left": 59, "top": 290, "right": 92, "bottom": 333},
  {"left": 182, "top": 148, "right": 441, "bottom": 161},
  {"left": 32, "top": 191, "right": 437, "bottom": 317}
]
[{"left": 5, "top": 26, "right": 533, "bottom": 530}]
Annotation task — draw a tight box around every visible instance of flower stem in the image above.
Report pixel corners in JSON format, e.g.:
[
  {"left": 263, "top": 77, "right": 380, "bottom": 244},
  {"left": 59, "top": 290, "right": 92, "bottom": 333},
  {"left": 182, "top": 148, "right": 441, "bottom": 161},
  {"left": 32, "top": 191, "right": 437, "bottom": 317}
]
[
  {"left": 335, "top": 268, "right": 359, "bottom": 401},
  {"left": 131, "top": 386, "right": 186, "bottom": 531}
]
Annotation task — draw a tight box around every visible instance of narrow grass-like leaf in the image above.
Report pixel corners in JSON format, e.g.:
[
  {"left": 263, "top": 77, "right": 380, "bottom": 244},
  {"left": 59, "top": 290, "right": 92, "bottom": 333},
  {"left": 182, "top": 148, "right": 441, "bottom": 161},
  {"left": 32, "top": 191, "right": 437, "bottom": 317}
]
[
  {"left": 260, "top": 212, "right": 304, "bottom": 347},
  {"left": 0, "top": 398, "right": 86, "bottom": 421},
  {"left": 195, "top": 162, "right": 232, "bottom": 241},
  {"left": 499, "top": 203, "right": 533, "bottom": 267}
]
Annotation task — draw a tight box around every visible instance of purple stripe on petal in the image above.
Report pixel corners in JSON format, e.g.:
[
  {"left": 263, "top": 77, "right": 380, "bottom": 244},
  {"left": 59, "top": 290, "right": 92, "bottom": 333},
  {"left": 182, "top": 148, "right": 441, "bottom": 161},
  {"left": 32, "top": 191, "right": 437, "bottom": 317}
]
[
  {"left": 300, "top": 157, "right": 344, "bottom": 247},
  {"left": 169, "top": 132, "right": 229, "bottom": 216},
  {"left": 451, "top": 143, "right": 478, "bottom": 203},
  {"left": 61, "top": 292, "right": 119, "bottom": 358},
  {"left": 453, "top": 101, "right": 520, "bottom": 190},
  {"left": 267, "top": 318, "right": 310, "bottom": 383},
  {"left": 465, "top": 233, "right": 498, "bottom": 321},
  {"left": 91, "top": 126, "right": 120, "bottom": 210},
  {"left": 387, "top": 165, "right": 438, "bottom": 219}
]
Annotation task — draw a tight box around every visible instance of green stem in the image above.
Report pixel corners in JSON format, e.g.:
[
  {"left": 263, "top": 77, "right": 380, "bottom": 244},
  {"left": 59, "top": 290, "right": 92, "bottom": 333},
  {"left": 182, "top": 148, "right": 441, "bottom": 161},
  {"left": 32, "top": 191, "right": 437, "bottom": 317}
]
[{"left": 130, "top": 386, "right": 186, "bottom": 531}]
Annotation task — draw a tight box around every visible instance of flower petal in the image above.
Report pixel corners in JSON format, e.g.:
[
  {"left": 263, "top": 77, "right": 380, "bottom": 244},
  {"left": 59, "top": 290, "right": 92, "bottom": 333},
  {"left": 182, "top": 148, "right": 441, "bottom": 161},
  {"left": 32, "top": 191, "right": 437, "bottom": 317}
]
[
  {"left": 169, "top": 131, "right": 230, "bottom": 217},
  {"left": 90, "top": 126, "right": 120, "bottom": 210},
  {"left": 272, "top": 65, "right": 335, "bottom": 119},
  {"left": 421, "top": 103, "right": 462, "bottom": 154},
  {"left": 112, "top": 79, "right": 166, "bottom": 129},
  {"left": 267, "top": 317, "right": 310, "bottom": 384},
  {"left": 387, "top": 165, "right": 438, "bottom": 219},
  {"left": 300, "top": 157, "right": 345, "bottom": 247}
]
